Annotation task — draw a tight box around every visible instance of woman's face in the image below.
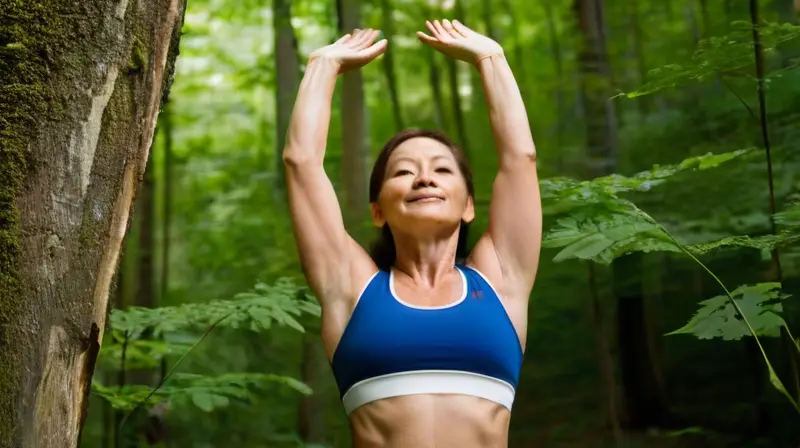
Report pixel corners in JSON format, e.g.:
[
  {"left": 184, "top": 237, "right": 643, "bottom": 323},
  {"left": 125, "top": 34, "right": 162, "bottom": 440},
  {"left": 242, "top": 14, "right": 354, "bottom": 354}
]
[{"left": 371, "top": 137, "right": 474, "bottom": 235}]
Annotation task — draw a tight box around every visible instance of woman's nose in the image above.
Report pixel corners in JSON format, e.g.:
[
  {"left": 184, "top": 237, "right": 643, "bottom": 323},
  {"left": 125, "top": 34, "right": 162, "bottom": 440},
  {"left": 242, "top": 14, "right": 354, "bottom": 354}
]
[{"left": 413, "top": 172, "right": 437, "bottom": 188}]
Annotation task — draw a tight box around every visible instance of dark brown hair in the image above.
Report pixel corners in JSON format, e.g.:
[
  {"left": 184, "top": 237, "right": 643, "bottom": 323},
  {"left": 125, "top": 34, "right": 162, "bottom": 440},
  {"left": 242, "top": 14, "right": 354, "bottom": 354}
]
[{"left": 368, "top": 129, "right": 475, "bottom": 271}]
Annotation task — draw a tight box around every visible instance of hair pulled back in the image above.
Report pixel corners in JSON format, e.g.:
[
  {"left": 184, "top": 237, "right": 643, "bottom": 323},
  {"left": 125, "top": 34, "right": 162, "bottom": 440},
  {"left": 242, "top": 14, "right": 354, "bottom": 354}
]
[{"left": 368, "top": 129, "right": 475, "bottom": 271}]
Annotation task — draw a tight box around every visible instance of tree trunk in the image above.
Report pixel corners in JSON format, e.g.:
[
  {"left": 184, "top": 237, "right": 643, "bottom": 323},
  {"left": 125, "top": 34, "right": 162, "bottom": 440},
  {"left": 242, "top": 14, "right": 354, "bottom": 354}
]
[
  {"left": 275, "top": 1, "right": 327, "bottom": 443},
  {"left": 542, "top": 0, "right": 566, "bottom": 170},
  {"left": 453, "top": 0, "right": 483, "bottom": 132},
  {"left": 614, "top": 253, "right": 668, "bottom": 429},
  {"left": 481, "top": 0, "right": 497, "bottom": 41},
  {"left": 574, "top": 0, "right": 618, "bottom": 176},
  {"left": 500, "top": 0, "right": 528, "bottom": 99},
  {"left": 125, "top": 126, "right": 159, "bottom": 444},
  {"left": 338, "top": 0, "right": 370, "bottom": 240},
  {"left": 445, "top": 58, "right": 469, "bottom": 152},
  {"left": 423, "top": 2, "right": 447, "bottom": 129},
  {"left": 380, "top": 0, "right": 404, "bottom": 132},
  {"left": 132, "top": 129, "right": 157, "bottom": 388},
  {"left": 427, "top": 51, "right": 448, "bottom": 129},
  {"left": 274, "top": 0, "right": 300, "bottom": 191},
  {"left": 629, "top": 0, "right": 651, "bottom": 117},
  {"left": 0, "top": 0, "right": 186, "bottom": 446},
  {"left": 297, "top": 333, "right": 328, "bottom": 443},
  {"left": 574, "top": 0, "right": 626, "bottom": 437},
  {"left": 159, "top": 103, "right": 173, "bottom": 382}
]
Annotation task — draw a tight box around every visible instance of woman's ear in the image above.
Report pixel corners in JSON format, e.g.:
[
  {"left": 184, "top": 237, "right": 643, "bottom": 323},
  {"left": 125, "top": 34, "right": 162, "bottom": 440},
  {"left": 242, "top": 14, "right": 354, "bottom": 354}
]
[
  {"left": 462, "top": 195, "right": 475, "bottom": 224},
  {"left": 370, "top": 202, "right": 386, "bottom": 227}
]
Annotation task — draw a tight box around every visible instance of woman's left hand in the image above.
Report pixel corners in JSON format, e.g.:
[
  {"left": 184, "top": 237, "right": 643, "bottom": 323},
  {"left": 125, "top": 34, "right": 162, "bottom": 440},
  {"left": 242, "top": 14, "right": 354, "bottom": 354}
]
[{"left": 417, "top": 19, "right": 503, "bottom": 66}]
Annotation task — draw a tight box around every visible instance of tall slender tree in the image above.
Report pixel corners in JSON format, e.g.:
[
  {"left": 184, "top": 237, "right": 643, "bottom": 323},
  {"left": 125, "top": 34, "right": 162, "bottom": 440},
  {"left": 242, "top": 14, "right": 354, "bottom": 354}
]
[
  {"left": 275, "top": 0, "right": 301, "bottom": 192},
  {"left": 0, "top": 0, "right": 187, "bottom": 446}
]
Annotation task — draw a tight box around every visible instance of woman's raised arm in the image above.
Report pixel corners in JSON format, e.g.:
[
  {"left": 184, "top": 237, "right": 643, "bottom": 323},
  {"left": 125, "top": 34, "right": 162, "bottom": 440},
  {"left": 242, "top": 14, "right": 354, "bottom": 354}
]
[
  {"left": 283, "top": 30, "right": 386, "bottom": 303},
  {"left": 417, "top": 20, "right": 541, "bottom": 299}
]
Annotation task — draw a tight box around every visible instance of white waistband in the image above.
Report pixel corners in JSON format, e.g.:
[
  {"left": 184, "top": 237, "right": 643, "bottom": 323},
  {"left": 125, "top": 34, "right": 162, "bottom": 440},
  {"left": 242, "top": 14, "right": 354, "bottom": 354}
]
[{"left": 341, "top": 370, "right": 516, "bottom": 415}]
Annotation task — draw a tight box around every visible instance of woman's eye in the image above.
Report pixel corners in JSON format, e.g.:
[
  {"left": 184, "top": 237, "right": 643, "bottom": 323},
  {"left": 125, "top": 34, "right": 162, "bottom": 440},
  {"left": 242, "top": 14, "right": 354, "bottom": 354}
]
[
  {"left": 395, "top": 169, "right": 413, "bottom": 176},
  {"left": 435, "top": 167, "right": 452, "bottom": 173}
]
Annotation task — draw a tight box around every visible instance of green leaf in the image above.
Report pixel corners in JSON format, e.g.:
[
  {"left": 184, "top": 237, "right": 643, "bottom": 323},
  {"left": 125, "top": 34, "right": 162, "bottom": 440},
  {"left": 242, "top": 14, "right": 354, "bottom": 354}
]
[
  {"left": 97, "top": 338, "right": 193, "bottom": 370},
  {"left": 618, "top": 22, "right": 800, "bottom": 98},
  {"left": 541, "top": 149, "right": 797, "bottom": 266},
  {"left": 542, "top": 201, "right": 681, "bottom": 264},
  {"left": 687, "top": 231, "right": 800, "bottom": 255},
  {"left": 92, "top": 372, "right": 311, "bottom": 412},
  {"left": 191, "top": 392, "right": 229, "bottom": 412},
  {"left": 775, "top": 203, "right": 800, "bottom": 228},
  {"left": 540, "top": 148, "right": 756, "bottom": 217},
  {"left": 109, "top": 277, "right": 320, "bottom": 338},
  {"left": 667, "top": 283, "right": 790, "bottom": 340}
]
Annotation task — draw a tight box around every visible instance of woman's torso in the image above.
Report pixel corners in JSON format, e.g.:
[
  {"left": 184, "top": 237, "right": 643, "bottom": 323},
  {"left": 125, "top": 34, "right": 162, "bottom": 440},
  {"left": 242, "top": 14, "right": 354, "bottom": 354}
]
[{"left": 321, "top": 265, "right": 528, "bottom": 447}]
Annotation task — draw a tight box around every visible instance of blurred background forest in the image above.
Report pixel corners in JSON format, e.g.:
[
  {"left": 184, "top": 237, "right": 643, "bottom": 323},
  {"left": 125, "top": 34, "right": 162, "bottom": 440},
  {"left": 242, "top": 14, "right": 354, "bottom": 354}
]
[{"left": 78, "top": 0, "right": 800, "bottom": 446}]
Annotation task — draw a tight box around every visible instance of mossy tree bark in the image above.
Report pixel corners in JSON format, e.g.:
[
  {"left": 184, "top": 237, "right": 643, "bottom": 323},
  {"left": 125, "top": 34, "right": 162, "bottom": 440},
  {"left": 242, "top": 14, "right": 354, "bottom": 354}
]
[{"left": 0, "top": 0, "right": 186, "bottom": 446}]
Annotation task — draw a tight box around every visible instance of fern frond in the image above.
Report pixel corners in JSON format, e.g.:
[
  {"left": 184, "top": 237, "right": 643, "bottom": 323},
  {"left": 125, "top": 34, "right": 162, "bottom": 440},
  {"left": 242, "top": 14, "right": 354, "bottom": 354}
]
[
  {"left": 618, "top": 22, "right": 800, "bottom": 98},
  {"left": 540, "top": 148, "right": 756, "bottom": 216},
  {"left": 110, "top": 278, "right": 320, "bottom": 338},
  {"left": 667, "top": 283, "right": 790, "bottom": 340},
  {"left": 92, "top": 372, "right": 312, "bottom": 412}
]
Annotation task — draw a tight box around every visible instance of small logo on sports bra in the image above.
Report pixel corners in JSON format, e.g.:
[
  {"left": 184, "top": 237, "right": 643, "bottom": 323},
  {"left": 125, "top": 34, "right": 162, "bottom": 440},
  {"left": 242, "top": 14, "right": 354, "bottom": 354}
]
[{"left": 471, "top": 290, "right": 484, "bottom": 299}]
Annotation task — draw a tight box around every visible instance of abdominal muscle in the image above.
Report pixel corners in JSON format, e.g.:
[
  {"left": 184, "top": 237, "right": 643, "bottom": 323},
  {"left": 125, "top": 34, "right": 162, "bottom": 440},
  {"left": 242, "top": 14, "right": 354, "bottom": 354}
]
[{"left": 347, "top": 393, "right": 511, "bottom": 448}]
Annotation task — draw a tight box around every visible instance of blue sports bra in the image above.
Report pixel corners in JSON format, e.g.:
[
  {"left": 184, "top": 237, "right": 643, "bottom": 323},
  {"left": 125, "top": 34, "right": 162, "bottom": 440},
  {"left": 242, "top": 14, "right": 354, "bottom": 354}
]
[{"left": 330, "top": 265, "right": 524, "bottom": 415}]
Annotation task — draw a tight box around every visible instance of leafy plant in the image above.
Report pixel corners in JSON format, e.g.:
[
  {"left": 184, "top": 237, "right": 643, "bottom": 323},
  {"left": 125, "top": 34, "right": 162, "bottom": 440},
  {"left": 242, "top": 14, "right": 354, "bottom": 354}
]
[
  {"left": 666, "top": 283, "right": 791, "bottom": 340},
  {"left": 97, "top": 338, "right": 194, "bottom": 371},
  {"left": 542, "top": 200, "right": 679, "bottom": 264},
  {"left": 539, "top": 147, "right": 757, "bottom": 216},
  {"left": 617, "top": 21, "right": 800, "bottom": 98},
  {"left": 93, "top": 372, "right": 311, "bottom": 413},
  {"left": 109, "top": 277, "right": 320, "bottom": 339},
  {"left": 94, "top": 277, "right": 321, "bottom": 432},
  {"left": 541, "top": 149, "right": 800, "bottom": 413}
]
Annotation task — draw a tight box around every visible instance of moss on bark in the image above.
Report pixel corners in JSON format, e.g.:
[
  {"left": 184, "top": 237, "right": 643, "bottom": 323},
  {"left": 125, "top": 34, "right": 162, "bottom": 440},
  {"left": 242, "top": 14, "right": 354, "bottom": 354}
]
[
  {"left": 128, "top": 37, "right": 148, "bottom": 72},
  {"left": 0, "top": 0, "right": 78, "bottom": 442}
]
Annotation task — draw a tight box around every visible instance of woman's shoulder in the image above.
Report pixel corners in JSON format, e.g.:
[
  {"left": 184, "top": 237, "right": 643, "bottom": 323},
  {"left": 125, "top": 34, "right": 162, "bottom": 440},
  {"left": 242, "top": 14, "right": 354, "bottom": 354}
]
[{"left": 459, "top": 263, "right": 502, "bottom": 294}]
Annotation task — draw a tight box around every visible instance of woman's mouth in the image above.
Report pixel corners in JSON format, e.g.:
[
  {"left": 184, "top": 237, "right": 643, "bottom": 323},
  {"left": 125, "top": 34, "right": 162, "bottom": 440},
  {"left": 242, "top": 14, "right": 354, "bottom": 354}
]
[{"left": 407, "top": 194, "right": 444, "bottom": 203}]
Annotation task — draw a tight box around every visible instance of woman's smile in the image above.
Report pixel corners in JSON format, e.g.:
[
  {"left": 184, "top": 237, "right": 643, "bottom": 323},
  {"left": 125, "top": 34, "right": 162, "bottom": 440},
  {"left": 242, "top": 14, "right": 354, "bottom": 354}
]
[{"left": 406, "top": 192, "right": 445, "bottom": 203}]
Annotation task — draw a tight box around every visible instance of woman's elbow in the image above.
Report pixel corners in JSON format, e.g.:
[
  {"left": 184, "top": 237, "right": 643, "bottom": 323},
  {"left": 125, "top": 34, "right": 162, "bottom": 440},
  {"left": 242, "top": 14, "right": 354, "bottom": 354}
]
[{"left": 282, "top": 148, "right": 320, "bottom": 168}]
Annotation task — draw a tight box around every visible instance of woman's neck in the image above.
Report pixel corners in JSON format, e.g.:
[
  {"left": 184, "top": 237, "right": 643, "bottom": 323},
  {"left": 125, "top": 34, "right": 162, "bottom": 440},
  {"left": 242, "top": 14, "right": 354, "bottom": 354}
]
[{"left": 391, "top": 230, "right": 460, "bottom": 287}]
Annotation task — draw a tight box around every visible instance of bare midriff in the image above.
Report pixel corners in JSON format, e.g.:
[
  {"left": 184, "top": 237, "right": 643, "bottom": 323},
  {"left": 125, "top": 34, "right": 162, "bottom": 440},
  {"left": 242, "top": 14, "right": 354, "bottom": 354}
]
[{"left": 347, "top": 394, "right": 511, "bottom": 448}]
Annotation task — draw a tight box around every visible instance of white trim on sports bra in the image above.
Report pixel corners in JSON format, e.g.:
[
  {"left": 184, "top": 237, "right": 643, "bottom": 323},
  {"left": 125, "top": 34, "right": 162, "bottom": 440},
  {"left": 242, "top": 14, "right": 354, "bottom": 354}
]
[
  {"left": 388, "top": 267, "right": 468, "bottom": 310},
  {"left": 341, "top": 370, "right": 516, "bottom": 415}
]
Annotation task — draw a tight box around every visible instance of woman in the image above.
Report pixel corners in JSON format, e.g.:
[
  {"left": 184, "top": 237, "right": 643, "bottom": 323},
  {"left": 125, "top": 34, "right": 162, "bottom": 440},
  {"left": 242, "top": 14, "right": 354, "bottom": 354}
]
[{"left": 283, "top": 19, "right": 541, "bottom": 448}]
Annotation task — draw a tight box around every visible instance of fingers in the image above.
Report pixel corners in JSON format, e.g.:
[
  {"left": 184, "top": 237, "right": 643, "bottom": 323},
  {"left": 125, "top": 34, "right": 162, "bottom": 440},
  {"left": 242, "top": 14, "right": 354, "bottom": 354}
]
[
  {"left": 416, "top": 31, "right": 438, "bottom": 44},
  {"left": 433, "top": 20, "right": 447, "bottom": 36},
  {"left": 353, "top": 29, "right": 373, "bottom": 48},
  {"left": 346, "top": 28, "right": 380, "bottom": 50},
  {"left": 451, "top": 20, "right": 471, "bottom": 37},
  {"left": 358, "top": 38, "right": 388, "bottom": 60},
  {"left": 425, "top": 19, "right": 464, "bottom": 42},
  {"left": 425, "top": 20, "right": 439, "bottom": 38},
  {"left": 335, "top": 33, "right": 352, "bottom": 45},
  {"left": 441, "top": 19, "right": 460, "bottom": 39}
]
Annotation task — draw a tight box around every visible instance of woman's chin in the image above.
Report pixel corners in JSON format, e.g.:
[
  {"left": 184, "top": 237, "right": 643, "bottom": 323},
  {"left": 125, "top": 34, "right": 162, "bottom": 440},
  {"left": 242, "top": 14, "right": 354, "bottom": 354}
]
[{"left": 395, "top": 212, "right": 461, "bottom": 233}]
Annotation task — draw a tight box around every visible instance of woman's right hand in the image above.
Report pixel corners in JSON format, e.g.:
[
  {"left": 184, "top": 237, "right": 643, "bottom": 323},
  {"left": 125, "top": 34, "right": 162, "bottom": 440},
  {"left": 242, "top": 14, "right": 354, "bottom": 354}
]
[{"left": 308, "top": 28, "right": 388, "bottom": 74}]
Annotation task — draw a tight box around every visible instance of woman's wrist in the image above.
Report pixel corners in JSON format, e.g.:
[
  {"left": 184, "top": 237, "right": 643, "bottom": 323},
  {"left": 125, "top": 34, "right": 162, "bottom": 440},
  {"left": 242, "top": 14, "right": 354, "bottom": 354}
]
[
  {"left": 475, "top": 52, "right": 505, "bottom": 69},
  {"left": 306, "top": 55, "right": 341, "bottom": 76}
]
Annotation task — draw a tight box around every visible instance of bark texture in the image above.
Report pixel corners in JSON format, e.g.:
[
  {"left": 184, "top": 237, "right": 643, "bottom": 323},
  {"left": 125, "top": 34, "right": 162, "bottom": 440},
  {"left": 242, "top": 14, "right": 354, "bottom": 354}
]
[{"left": 0, "top": 0, "right": 186, "bottom": 446}]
